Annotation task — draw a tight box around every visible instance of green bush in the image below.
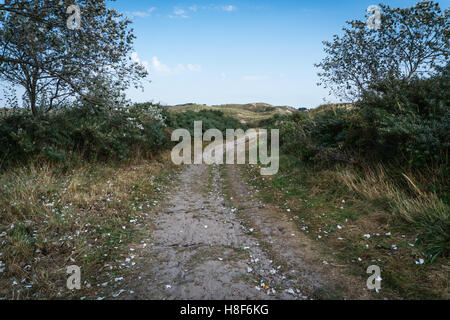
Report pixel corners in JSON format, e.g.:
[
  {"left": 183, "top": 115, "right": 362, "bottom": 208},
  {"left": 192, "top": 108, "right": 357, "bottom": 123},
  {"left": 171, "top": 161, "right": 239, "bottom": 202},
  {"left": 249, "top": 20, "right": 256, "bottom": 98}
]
[
  {"left": 355, "top": 66, "right": 450, "bottom": 167},
  {"left": 166, "top": 109, "right": 247, "bottom": 135},
  {"left": 263, "top": 66, "right": 449, "bottom": 170},
  {"left": 0, "top": 103, "right": 170, "bottom": 168}
]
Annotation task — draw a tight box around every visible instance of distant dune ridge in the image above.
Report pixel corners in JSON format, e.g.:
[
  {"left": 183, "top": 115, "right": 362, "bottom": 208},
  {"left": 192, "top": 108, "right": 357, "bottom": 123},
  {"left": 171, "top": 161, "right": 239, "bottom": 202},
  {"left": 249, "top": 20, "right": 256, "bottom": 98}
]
[
  {"left": 166, "top": 102, "right": 300, "bottom": 125},
  {"left": 165, "top": 102, "right": 355, "bottom": 125}
]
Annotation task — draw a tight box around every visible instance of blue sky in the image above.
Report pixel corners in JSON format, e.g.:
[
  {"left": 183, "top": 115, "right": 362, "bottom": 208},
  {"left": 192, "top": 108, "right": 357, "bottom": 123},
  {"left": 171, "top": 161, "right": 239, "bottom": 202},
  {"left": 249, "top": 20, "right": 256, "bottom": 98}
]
[{"left": 113, "top": 0, "right": 445, "bottom": 108}]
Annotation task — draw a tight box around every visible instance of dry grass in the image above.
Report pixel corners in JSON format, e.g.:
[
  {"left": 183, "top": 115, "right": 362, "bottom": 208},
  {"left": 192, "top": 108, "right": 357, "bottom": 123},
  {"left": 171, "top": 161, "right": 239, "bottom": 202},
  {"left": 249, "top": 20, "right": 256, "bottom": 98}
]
[
  {"left": 307, "top": 103, "right": 355, "bottom": 116},
  {"left": 0, "top": 152, "right": 178, "bottom": 300},
  {"left": 338, "top": 166, "right": 396, "bottom": 201},
  {"left": 337, "top": 166, "right": 448, "bottom": 226}
]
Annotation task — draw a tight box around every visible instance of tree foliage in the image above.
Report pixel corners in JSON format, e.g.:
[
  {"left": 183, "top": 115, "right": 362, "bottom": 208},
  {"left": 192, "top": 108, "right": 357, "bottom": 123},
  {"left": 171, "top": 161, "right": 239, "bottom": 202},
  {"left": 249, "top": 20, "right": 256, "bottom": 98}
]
[
  {"left": 316, "top": 1, "right": 449, "bottom": 101},
  {"left": 0, "top": 0, "right": 148, "bottom": 116},
  {"left": 0, "top": 103, "right": 168, "bottom": 167}
]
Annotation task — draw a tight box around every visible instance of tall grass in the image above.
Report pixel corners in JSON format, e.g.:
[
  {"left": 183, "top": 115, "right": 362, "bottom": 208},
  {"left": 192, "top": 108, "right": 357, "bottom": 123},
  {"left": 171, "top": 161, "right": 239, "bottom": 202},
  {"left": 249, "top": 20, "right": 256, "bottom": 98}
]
[{"left": 338, "top": 166, "right": 449, "bottom": 261}]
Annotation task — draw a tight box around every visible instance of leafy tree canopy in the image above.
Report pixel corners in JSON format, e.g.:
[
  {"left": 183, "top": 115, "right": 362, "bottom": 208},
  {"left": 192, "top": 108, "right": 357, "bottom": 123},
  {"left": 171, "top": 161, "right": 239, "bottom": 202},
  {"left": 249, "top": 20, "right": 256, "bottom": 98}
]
[
  {"left": 0, "top": 0, "right": 148, "bottom": 116},
  {"left": 316, "top": 1, "right": 449, "bottom": 101}
]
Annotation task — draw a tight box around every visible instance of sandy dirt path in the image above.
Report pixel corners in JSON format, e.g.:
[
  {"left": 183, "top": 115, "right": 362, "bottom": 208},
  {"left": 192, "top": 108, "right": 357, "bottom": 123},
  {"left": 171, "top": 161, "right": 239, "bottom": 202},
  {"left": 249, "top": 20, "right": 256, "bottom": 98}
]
[
  {"left": 123, "top": 163, "right": 308, "bottom": 299},
  {"left": 120, "top": 134, "right": 369, "bottom": 300}
]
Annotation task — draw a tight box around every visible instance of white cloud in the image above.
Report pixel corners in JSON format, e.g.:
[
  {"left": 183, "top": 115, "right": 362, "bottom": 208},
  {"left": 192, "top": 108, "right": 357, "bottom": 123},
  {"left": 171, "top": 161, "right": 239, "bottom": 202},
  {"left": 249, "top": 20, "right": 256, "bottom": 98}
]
[
  {"left": 174, "top": 8, "right": 186, "bottom": 15},
  {"left": 243, "top": 75, "right": 269, "bottom": 81},
  {"left": 171, "top": 8, "right": 189, "bottom": 18},
  {"left": 152, "top": 56, "right": 171, "bottom": 74},
  {"left": 131, "top": 52, "right": 150, "bottom": 72},
  {"left": 174, "top": 64, "right": 186, "bottom": 74},
  {"left": 152, "top": 57, "right": 202, "bottom": 75},
  {"left": 128, "top": 7, "right": 156, "bottom": 18},
  {"left": 168, "top": 5, "right": 236, "bottom": 18},
  {"left": 221, "top": 5, "right": 237, "bottom": 12},
  {"left": 187, "top": 64, "right": 202, "bottom": 72},
  {"left": 220, "top": 72, "right": 227, "bottom": 80}
]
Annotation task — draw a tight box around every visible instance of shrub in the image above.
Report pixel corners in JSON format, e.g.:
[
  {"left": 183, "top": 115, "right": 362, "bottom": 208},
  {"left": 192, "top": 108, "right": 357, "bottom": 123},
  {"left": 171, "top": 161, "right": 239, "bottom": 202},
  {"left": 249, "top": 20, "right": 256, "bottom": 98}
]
[
  {"left": 167, "top": 109, "right": 247, "bottom": 134},
  {"left": 0, "top": 103, "right": 170, "bottom": 168},
  {"left": 263, "top": 66, "right": 449, "bottom": 170}
]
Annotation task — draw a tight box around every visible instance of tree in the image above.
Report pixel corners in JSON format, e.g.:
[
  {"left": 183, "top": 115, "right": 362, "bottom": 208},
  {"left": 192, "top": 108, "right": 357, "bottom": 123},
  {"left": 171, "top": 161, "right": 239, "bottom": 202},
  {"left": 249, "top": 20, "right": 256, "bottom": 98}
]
[
  {"left": 315, "top": 1, "right": 449, "bottom": 101},
  {"left": 0, "top": 0, "right": 148, "bottom": 116}
]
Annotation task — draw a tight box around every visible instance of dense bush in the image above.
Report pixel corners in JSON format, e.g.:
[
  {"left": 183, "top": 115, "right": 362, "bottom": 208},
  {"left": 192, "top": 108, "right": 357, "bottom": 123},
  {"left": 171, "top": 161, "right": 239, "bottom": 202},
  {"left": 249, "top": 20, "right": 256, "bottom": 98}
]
[
  {"left": 0, "top": 103, "right": 170, "bottom": 168},
  {"left": 263, "top": 65, "right": 449, "bottom": 170},
  {"left": 0, "top": 104, "right": 249, "bottom": 169},
  {"left": 356, "top": 65, "right": 450, "bottom": 167},
  {"left": 166, "top": 109, "right": 247, "bottom": 135}
]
